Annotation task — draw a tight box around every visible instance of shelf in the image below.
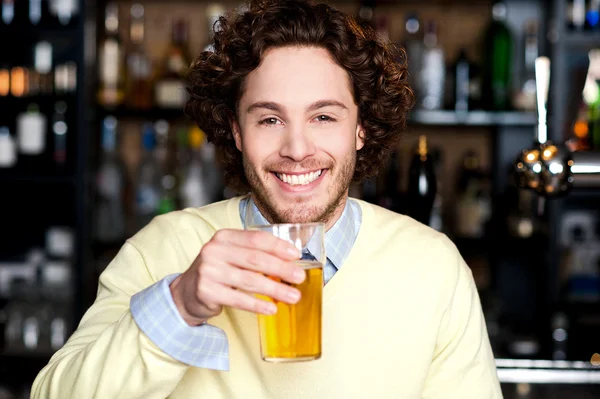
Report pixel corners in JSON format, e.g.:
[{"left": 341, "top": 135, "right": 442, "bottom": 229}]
[
  {"left": 409, "top": 110, "right": 537, "bottom": 127},
  {"left": 0, "top": 174, "right": 76, "bottom": 184},
  {"left": 561, "top": 32, "right": 600, "bottom": 50},
  {"left": 97, "top": 106, "right": 187, "bottom": 121}
]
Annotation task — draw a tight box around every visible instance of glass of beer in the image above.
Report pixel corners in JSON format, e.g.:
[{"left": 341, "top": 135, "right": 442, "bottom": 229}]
[{"left": 247, "top": 222, "right": 325, "bottom": 363}]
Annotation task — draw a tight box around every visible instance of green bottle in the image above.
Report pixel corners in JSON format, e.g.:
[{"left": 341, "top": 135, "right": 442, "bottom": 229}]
[{"left": 482, "top": 1, "right": 513, "bottom": 110}]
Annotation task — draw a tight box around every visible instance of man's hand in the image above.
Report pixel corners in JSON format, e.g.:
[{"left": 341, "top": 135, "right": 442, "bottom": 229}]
[{"left": 169, "top": 229, "right": 305, "bottom": 326}]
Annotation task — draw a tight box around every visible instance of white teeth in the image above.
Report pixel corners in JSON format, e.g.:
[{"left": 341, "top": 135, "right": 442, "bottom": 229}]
[{"left": 276, "top": 170, "right": 323, "bottom": 186}]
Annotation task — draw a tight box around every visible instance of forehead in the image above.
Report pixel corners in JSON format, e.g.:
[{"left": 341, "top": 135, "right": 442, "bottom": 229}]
[{"left": 241, "top": 46, "right": 354, "bottom": 107}]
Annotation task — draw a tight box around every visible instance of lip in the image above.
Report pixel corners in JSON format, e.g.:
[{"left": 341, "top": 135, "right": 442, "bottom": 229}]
[{"left": 272, "top": 169, "right": 327, "bottom": 193}]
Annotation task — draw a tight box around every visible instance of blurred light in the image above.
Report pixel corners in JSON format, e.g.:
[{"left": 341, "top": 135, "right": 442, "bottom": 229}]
[
  {"left": 574, "top": 120, "right": 589, "bottom": 138},
  {"left": 553, "top": 328, "right": 567, "bottom": 342},
  {"left": 568, "top": 160, "right": 574, "bottom": 167},
  {"left": 10, "top": 67, "right": 28, "bottom": 97},
  {"left": 549, "top": 162, "right": 564, "bottom": 174},
  {"left": 572, "top": 165, "right": 600, "bottom": 174},
  {"left": 526, "top": 151, "right": 537, "bottom": 162},
  {"left": 517, "top": 162, "right": 524, "bottom": 169},
  {"left": 0, "top": 68, "right": 8, "bottom": 96},
  {"left": 533, "top": 163, "right": 542, "bottom": 173},
  {"left": 591, "top": 353, "right": 600, "bottom": 366}
]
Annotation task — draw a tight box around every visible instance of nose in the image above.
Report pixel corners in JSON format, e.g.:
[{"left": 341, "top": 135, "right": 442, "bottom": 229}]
[{"left": 279, "top": 124, "right": 316, "bottom": 161}]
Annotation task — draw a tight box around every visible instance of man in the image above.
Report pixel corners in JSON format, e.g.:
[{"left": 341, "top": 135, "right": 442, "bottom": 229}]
[{"left": 32, "top": 0, "right": 502, "bottom": 397}]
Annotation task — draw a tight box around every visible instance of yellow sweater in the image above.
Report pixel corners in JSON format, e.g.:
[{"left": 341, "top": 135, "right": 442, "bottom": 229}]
[{"left": 32, "top": 196, "right": 502, "bottom": 399}]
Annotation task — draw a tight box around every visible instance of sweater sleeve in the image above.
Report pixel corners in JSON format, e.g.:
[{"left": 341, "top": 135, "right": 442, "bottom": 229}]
[
  {"left": 30, "top": 242, "right": 193, "bottom": 399},
  {"left": 421, "top": 243, "right": 503, "bottom": 399}
]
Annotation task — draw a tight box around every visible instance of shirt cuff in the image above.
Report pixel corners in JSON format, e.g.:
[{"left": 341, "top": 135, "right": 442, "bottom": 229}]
[{"left": 130, "top": 273, "right": 230, "bottom": 371}]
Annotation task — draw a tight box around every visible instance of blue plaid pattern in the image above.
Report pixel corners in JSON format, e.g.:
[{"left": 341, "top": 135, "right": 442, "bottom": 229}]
[
  {"left": 130, "top": 197, "right": 361, "bottom": 370},
  {"left": 240, "top": 197, "right": 361, "bottom": 284}
]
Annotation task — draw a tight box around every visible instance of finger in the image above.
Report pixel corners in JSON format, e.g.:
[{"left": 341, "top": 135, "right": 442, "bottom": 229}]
[
  {"left": 206, "top": 262, "right": 302, "bottom": 305},
  {"left": 213, "top": 229, "right": 301, "bottom": 260},
  {"left": 210, "top": 282, "right": 279, "bottom": 315},
  {"left": 211, "top": 245, "right": 305, "bottom": 285}
]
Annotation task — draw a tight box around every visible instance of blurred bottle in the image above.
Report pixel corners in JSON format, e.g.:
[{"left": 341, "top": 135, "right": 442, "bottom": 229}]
[
  {"left": 94, "top": 116, "right": 126, "bottom": 244},
  {"left": 406, "top": 135, "right": 437, "bottom": 225},
  {"left": 155, "top": 120, "right": 178, "bottom": 214},
  {"left": 204, "top": 4, "right": 226, "bottom": 52},
  {"left": 452, "top": 49, "right": 471, "bottom": 113},
  {"left": 136, "top": 124, "right": 161, "bottom": 228},
  {"left": 98, "top": 2, "right": 125, "bottom": 107},
  {"left": 180, "top": 126, "right": 211, "bottom": 208},
  {"left": 514, "top": 20, "right": 539, "bottom": 111},
  {"left": 454, "top": 150, "right": 492, "bottom": 239},
  {"left": 378, "top": 151, "right": 401, "bottom": 213},
  {"left": 126, "top": 3, "right": 152, "bottom": 110},
  {"left": 401, "top": 13, "right": 423, "bottom": 99},
  {"left": 154, "top": 19, "right": 191, "bottom": 108},
  {"left": 568, "top": 0, "right": 586, "bottom": 31},
  {"left": 51, "top": 101, "right": 68, "bottom": 167},
  {"left": 586, "top": 0, "right": 600, "bottom": 31},
  {"left": 482, "top": 1, "right": 513, "bottom": 110},
  {"left": 429, "top": 147, "right": 444, "bottom": 232},
  {"left": 418, "top": 20, "right": 445, "bottom": 110}
]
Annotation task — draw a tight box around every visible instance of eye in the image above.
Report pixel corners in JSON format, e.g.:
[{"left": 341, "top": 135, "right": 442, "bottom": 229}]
[
  {"left": 259, "top": 117, "right": 282, "bottom": 126},
  {"left": 313, "top": 115, "right": 336, "bottom": 123}
]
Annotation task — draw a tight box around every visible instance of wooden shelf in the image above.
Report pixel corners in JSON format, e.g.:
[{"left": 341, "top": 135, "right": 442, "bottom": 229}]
[{"left": 409, "top": 110, "right": 537, "bottom": 127}]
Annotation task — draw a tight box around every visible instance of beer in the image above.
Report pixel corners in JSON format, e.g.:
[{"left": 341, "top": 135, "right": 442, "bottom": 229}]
[{"left": 257, "top": 260, "right": 323, "bottom": 362}]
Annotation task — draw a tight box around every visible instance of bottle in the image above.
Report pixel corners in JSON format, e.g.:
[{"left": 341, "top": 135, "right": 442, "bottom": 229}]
[
  {"left": 126, "top": 3, "right": 152, "bottom": 110},
  {"left": 204, "top": 4, "right": 226, "bottom": 52},
  {"left": 180, "top": 126, "right": 211, "bottom": 208},
  {"left": 94, "top": 116, "right": 126, "bottom": 244},
  {"left": 98, "top": 2, "right": 125, "bottom": 107},
  {"left": 586, "top": 0, "right": 600, "bottom": 31},
  {"left": 154, "top": 19, "right": 191, "bottom": 109},
  {"left": 135, "top": 124, "right": 161, "bottom": 229},
  {"left": 378, "top": 151, "right": 401, "bottom": 213},
  {"left": 568, "top": 0, "right": 586, "bottom": 31},
  {"left": 34, "top": 41, "right": 53, "bottom": 95},
  {"left": 418, "top": 20, "right": 445, "bottom": 110},
  {"left": 0, "top": 126, "right": 16, "bottom": 168},
  {"left": 453, "top": 49, "right": 470, "bottom": 113},
  {"left": 514, "top": 20, "right": 539, "bottom": 111},
  {"left": 2, "top": 0, "right": 14, "bottom": 25},
  {"left": 405, "top": 135, "right": 437, "bottom": 225},
  {"left": 52, "top": 101, "right": 68, "bottom": 166},
  {"left": 454, "top": 150, "right": 492, "bottom": 239},
  {"left": 155, "top": 120, "right": 178, "bottom": 214},
  {"left": 401, "top": 13, "right": 423, "bottom": 99},
  {"left": 29, "top": 0, "right": 42, "bottom": 25},
  {"left": 482, "top": 1, "right": 513, "bottom": 110}
]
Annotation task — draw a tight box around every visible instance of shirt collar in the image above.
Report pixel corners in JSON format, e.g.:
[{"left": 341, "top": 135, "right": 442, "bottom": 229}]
[{"left": 239, "top": 196, "right": 358, "bottom": 270}]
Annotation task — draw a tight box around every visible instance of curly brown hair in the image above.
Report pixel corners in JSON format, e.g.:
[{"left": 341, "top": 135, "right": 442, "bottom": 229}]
[{"left": 185, "top": 0, "right": 414, "bottom": 193}]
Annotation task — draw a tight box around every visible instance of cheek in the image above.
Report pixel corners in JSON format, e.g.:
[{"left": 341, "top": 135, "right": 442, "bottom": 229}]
[{"left": 242, "top": 131, "right": 279, "bottom": 165}]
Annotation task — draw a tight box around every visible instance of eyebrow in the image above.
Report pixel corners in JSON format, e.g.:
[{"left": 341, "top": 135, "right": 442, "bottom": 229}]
[{"left": 246, "top": 99, "right": 348, "bottom": 114}]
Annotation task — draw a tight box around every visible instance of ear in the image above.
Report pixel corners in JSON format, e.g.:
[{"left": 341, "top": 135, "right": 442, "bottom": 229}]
[
  {"left": 232, "top": 120, "right": 242, "bottom": 151},
  {"left": 355, "top": 124, "right": 365, "bottom": 151}
]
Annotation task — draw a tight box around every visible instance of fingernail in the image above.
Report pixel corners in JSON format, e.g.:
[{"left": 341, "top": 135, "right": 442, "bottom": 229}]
[
  {"left": 266, "top": 303, "right": 277, "bottom": 314},
  {"left": 288, "top": 290, "right": 301, "bottom": 303},
  {"left": 287, "top": 247, "right": 301, "bottom": 258},
  {"left": 294, "top": 269, "right": 305, "bottom": 283}
]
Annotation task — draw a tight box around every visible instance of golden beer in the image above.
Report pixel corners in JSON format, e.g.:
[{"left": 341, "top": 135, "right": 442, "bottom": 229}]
[{"left": 257, "top": 260, "right": 323, "bottom": 362}]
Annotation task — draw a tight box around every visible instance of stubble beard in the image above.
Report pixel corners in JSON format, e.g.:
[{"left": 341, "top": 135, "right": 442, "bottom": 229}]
[{"left": 243, "top": 152, "right": 356, "bottom": 226}]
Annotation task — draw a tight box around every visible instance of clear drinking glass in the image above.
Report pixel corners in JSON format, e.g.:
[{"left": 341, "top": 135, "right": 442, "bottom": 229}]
[{"left": 247, "top": 222, "right": 325, "bottom": 363}]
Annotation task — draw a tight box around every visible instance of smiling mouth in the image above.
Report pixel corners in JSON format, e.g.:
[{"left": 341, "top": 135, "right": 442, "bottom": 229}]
[{"left": 274, "top": 169, "right": 324, "bottom": 186}]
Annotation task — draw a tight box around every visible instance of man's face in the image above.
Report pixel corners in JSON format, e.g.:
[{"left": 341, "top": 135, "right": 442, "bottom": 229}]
[{"left": 233, "top": 46, "right": 364, "bottom": 226}]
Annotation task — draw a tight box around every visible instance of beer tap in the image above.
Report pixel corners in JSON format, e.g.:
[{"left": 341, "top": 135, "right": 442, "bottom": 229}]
[{"left": 514, "top": 56, "right": 600, "bottom": 197}]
